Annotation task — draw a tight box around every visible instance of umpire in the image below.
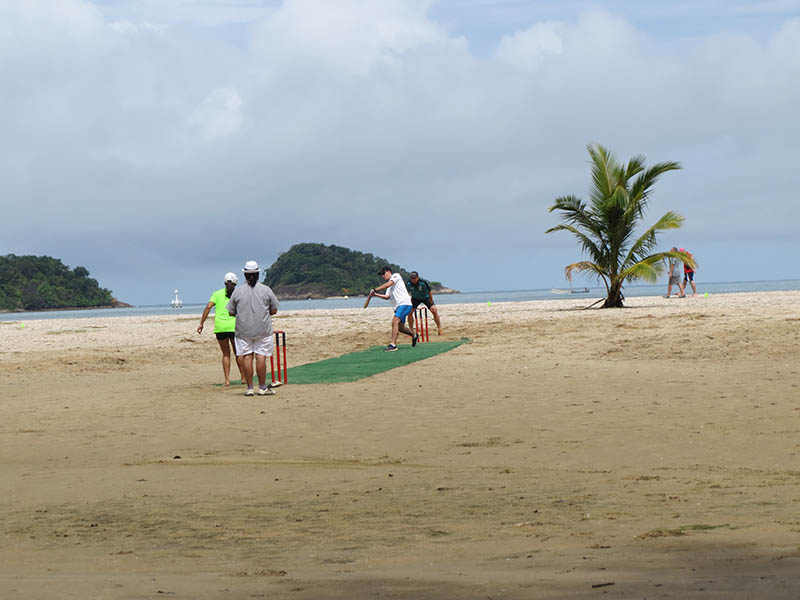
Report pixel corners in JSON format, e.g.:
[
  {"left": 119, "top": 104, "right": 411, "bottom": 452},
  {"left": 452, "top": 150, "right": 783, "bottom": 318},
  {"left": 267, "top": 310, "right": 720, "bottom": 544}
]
[{"left": 406, "top": 271, "right": 444, "bottom": 336}]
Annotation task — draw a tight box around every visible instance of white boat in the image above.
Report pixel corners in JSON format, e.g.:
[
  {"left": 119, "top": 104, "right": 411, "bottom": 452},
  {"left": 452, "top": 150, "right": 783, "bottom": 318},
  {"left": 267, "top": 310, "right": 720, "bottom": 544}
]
[
  {"left": 171, "top": 289, "right": 183, "bottom": 308},
  {"left": 551, "top": 286, "right": 591, "bottom": 294}
]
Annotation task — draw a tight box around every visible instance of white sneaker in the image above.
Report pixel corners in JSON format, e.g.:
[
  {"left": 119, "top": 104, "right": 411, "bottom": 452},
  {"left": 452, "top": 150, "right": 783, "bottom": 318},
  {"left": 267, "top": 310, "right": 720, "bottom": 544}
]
[
  {"left": 245, "top": 388, "right": 255, "bottom": 396},
  {"left": 258, "top": 387, "right": 275, "bottom": 396}
]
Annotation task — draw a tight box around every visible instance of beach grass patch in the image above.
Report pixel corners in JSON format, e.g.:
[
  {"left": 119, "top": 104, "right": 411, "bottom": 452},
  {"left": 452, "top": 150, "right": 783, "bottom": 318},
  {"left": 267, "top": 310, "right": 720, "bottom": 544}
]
[
  {"left": 217, "top": 338, "right": 470, "bottom": 385},
  {"left": 641, "top": 523, "right": 731, "bottom": 539},
  {"left": 47, "top": 329, "right": 88, "bottom": 335},
  {"left": 682, "top": 523, "right": 731, "bottom": 531},
  {"left": 45, "top": 325, "right": 105, "bottom": 335}
]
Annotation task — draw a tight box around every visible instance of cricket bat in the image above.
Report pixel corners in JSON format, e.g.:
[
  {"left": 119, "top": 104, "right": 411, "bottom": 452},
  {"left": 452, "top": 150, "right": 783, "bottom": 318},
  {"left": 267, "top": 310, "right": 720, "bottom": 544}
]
[{"left": 363, "top": 292, "right": 374, "bottom": 309}]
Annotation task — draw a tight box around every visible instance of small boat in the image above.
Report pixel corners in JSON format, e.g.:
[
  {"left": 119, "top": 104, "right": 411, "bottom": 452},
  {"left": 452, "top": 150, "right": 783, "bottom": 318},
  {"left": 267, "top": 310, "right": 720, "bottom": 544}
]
[
  {"left": 171, "top": 289, "right": 183, "bottom": 308},
  {"left": 551, "top": 286, "right": 591, "bottom": 295}
]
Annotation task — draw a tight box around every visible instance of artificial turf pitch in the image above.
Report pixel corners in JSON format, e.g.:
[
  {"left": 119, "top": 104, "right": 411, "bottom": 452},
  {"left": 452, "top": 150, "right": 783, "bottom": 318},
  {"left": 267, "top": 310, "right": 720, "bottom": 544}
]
[
  {"left": 221, "top": 338, "right": 470, "bottom": 386},
  {"left": 286, "top": 338, "right": 470, "bottom": 384}
]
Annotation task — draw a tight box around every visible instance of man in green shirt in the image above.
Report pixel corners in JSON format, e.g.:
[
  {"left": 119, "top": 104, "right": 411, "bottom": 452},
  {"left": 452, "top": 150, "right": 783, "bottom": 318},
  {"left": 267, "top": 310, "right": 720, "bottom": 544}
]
[{"left": 405, "top": 271, "right": 443, "bottom": 336}]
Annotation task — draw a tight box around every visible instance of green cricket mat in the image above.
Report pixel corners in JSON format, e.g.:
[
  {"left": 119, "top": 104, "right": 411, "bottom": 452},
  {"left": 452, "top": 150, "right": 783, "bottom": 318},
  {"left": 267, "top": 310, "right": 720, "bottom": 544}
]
[
  {"left": 288, "top": 338, "right": 470, "bottom": 384},
  {"left": 219, "top": 338, "right": 470, "bottom": 385}
]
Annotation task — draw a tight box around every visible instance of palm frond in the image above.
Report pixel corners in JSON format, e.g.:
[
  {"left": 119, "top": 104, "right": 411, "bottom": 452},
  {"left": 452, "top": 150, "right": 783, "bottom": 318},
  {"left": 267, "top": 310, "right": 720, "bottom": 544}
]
[
  {"left": 629, "top": 161, "right": 682, "bottom": 210},
  {"left": 548, "top": 194, "right": 584, "bottom": 216},
  {"left": 588, "top": 144, "right": 615, "bottom": 207},
  {"left": 622, "top": 211, "right": 685, "bottom": 268},
  {"left": 564, "top": 261, "right": 609, "bottom": 292},
  {"left": 624, "top": 155, "right": 646, "bottom": 181},
  {"left": 648, "top": 249, "right": 698, "bottom": 273},
  {"left": 669, "top": 249, "right": 697, "bottom": 271},
  {"left": 547, "top": 195, "right": 606, "bottom": 254},
  {"left": 619, "top": 256, "right": 664, "bottom": 284},
  {"left": 545, "top": 224, "right": 603, "bottom": 261},
  {"left": 607, "top": 185, "right": 629, "bottom": 213}
]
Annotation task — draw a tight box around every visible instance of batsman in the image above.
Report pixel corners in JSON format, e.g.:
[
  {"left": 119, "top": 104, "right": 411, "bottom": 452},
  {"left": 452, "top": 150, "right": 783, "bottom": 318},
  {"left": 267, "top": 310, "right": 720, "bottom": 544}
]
[{"left": 368, "top": 266, "right": 419, "bottom": 352}]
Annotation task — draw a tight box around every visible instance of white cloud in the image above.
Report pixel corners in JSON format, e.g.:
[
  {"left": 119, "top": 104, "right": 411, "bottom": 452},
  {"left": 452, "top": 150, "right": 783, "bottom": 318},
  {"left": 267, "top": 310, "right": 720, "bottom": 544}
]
[
  {"left": 96, "top": 0, "right": 277, "bottom": 27},
  {"left": 187, "top": 88, "right": 246, "bottom": 141},
  {"left": 249, "top": 0, "right": 461, "bottom": 76},
  {"left": 110, "top": 20, "right": 139, "bottom": 34},
  {"left": 0, "top": 0, "right": 110, "bottom": 53},
  {"left": 495, "top": 21, "right": 563, "bottom": 71},
  {"left": 109, "top": 20, "right": 167, "bottom": 35}
]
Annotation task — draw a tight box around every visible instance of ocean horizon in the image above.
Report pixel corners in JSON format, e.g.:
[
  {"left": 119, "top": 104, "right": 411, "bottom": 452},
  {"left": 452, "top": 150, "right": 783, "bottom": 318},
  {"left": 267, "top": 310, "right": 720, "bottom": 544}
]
[{"left": 2, "top": 278, "right": 799, "bottom": 322}]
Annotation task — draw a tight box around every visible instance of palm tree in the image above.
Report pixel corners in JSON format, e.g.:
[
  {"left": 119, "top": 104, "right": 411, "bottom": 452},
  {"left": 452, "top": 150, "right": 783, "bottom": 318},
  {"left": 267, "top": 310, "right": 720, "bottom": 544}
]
[{"left": 546, "top": 144, "right": 695, "bottom": 308}]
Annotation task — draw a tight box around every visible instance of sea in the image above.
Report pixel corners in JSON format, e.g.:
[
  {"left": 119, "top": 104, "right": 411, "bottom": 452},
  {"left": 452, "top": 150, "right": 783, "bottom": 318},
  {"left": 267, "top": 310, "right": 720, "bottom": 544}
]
[{"left": 2, "top": 279, "right": 799, "bottom": 322}]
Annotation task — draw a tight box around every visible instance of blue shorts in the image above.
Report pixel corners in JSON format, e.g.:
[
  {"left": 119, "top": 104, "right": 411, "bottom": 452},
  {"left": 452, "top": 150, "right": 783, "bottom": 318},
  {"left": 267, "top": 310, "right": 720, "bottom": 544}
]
[{"left": 394, "top": 305, "right": 412, "bottom": 320}]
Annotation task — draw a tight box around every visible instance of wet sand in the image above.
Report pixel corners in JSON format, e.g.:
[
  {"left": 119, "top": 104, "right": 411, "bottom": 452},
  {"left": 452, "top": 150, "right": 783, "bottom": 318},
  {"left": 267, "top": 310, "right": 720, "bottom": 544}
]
[{"left": 2, "top": 291, "right": 800, "bottom": 598}]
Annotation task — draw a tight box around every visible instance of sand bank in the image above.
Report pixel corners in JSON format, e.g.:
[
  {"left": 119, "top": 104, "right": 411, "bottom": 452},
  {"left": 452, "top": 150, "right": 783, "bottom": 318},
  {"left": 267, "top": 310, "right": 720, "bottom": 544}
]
[{"left": 1, "top": 291, "right": 799, "bottom": 598}]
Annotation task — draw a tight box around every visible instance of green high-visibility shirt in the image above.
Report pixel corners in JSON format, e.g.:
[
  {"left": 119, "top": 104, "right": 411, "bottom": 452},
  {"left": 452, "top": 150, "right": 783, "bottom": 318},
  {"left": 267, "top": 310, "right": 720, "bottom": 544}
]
[{"left": 209, "top": 288, "right": 236, "bottom": 333}]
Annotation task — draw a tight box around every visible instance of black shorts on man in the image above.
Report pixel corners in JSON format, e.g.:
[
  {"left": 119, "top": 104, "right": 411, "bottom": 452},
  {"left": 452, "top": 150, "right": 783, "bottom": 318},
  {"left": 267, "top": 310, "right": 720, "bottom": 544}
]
[{"left": 411, "top": 297, "right": 434, "bottom": 310}]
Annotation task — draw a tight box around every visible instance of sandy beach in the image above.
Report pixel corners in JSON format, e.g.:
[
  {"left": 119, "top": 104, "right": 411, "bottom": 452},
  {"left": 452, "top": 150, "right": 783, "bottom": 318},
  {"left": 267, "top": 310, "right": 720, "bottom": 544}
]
[{"left": 2, "top": 291, "right": 800, "bottom": 599}]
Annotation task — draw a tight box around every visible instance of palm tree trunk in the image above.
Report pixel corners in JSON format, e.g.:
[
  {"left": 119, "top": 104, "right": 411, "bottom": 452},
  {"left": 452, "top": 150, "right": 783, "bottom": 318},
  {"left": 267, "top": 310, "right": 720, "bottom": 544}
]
[{"left": 603, "top": 280, "right": 624, "bottom": 308}]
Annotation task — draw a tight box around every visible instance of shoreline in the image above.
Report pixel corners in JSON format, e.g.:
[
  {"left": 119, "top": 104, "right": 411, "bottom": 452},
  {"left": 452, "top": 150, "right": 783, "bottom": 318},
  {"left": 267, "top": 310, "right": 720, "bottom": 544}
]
[
  {"left": 0, "top": 303, "right": 132, "bottom": 315},
  {"left": 256, "top": 287, "right": 460, "bottom": 301},
  {"left": 3, "top": 277, "right": 799, "bottom": 319},
  {"left": 2, "top": 290, "right": 798, "bottom": 356},
  {"left": 3, "top": 276, "right": 799, "bottom": 316}
]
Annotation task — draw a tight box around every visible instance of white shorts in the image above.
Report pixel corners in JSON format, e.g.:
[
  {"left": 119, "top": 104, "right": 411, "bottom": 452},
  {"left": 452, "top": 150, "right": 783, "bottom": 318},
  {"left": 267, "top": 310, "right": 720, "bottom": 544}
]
[{"left": 235, "top": 334, "right": 274, "bottom": 357}]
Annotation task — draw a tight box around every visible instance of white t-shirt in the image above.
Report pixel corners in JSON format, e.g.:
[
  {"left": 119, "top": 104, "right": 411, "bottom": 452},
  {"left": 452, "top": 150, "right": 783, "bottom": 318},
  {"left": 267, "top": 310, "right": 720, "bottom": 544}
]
[{"left": 388, "top": 273, "right": 412, "bottom": 309}]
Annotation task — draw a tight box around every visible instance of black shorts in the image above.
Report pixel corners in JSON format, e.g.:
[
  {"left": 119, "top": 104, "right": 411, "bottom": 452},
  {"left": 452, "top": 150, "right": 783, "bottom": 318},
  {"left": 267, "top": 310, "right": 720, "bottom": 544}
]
[
  {"left": 215, "top": 331, "right": 235, "bottom": 341},
  {"left": 411, "top": 297, "right": 434, "bottom": 310},
  {"left": 684, "top": 272, "right": 694, "bottom": 282}
]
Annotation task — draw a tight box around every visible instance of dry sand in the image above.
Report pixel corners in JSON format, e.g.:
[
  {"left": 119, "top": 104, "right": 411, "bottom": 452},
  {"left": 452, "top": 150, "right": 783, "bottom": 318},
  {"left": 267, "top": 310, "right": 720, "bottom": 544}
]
[{"left": 1, "top": 291, "right": 800, "bottom": 599}]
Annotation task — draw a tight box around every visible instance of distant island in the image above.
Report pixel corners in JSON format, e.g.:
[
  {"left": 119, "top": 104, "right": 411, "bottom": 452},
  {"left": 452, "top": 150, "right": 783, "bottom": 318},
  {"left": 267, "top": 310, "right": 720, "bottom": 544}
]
[
  {"left": 263, "top": 243, "right": 457, "bottom": 300},
  {"left": 0, "top": 254, "right": 129, "bottom": 312}
]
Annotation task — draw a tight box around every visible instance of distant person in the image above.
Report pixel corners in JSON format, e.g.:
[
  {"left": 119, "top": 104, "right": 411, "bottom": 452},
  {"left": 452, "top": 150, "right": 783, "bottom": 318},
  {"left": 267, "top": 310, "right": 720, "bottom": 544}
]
[
  {"left": 406, "top": 271, "right": 444, "bottom": 335},
  {"left": 197, "top": 272, "right": 243, "bottom": 386},
  {"left": 666, "top": 247, "right": 682, "bottom": 298},
  {"left": 680, "top": 248, "right": 697, "bottom": 297},
  {"left": 226, "top": 260, "right": 280, "bottom": 396},
  {"left": 368, "top": 266, "right": 418, "bottom": 351}
]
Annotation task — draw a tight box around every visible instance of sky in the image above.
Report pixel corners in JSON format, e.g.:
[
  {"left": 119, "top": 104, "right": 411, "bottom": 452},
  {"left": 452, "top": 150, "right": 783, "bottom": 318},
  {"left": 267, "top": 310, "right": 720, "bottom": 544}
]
[{"left": 2, "top": 0, "right": 799, "bottom": 305}]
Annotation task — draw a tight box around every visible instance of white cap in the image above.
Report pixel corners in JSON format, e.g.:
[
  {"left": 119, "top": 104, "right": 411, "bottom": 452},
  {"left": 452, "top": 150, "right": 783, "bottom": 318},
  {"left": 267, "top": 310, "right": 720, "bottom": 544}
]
[
  {"left": 224, "top": 272, "right": 238, "bottom": 284},
  {"left": 242, "top": 260, "right": 260, "bottom": 273}
]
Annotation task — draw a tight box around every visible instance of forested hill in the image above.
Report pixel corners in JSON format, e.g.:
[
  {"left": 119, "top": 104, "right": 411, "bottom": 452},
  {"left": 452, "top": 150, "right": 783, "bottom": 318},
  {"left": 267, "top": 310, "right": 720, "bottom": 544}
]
[
  {"left": 0, "top": 255, "right": 125, "bottom": 311},
  {"left": 263, "top": 243, "right": 453, "bottom": 299}
]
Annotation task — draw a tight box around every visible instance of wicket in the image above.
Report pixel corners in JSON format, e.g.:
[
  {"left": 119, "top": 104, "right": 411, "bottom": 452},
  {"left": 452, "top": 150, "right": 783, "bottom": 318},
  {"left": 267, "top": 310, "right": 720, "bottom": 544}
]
[
  {"left": 270, "top": 330, "right": 288, "bottom": 385},
  {"left": 413, "top": 307, "right": 429, "bottom": 342}
]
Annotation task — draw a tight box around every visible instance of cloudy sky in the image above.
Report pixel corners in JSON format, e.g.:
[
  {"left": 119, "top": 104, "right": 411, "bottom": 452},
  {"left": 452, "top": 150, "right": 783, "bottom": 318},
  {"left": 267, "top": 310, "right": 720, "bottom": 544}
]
[{"left": 2, "top": 0, "right": 799, "bottom": 305}]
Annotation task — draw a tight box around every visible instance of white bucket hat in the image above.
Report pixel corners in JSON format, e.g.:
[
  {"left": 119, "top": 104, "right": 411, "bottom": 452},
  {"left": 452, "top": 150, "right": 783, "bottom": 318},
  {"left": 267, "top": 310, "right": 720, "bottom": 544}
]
[
  {"left": 242, "top": 260, "right": 260, "bottom": 274},
  {"left": 223, "top": 272, "right": 238, "bottom": 284}
]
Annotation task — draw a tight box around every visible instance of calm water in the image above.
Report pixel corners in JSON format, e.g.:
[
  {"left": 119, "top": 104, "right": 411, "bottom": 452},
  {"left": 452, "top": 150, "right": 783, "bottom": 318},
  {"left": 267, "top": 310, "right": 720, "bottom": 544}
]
[{"left": 2, "top": 279, "right": 799, "bottom": 322}]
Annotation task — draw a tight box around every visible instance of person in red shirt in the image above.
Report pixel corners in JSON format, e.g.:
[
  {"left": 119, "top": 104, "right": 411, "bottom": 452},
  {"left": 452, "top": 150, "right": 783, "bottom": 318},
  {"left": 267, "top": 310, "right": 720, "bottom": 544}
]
[{"left": 679, "top": 248, "right": 697, "bottom": 297}]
